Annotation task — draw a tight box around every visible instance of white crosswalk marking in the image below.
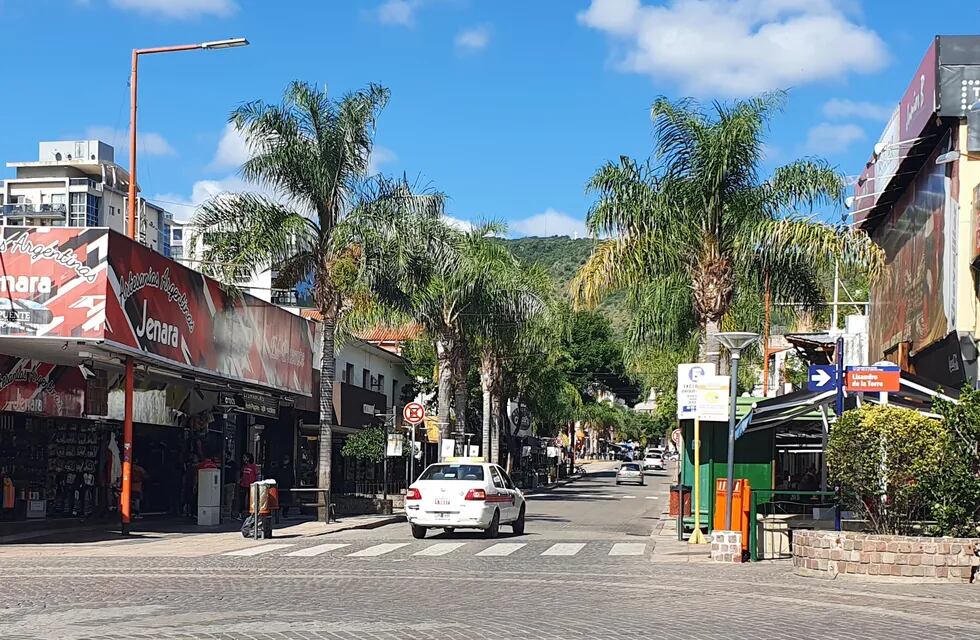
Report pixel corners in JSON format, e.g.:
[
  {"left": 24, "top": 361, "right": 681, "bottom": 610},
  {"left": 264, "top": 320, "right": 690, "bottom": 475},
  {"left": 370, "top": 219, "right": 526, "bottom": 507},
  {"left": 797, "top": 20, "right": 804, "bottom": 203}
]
[
  {"left": 476, "top": 543, "right": 526, "bottom": 557},
  {"left": 285, "top": 543, "right": 350, "bottom": 557},
  {"left": 224, "top": 544, "right": 295, "bottom": 557},
  {"left": 645, "top": 496, "right": 659, "bottom": 500},
  {"left": 608, "top": 543, "right": 646, "bottom": 556},
  {"left": 622, "top": 495, "right": 637, "bottom": 499},
  {"left": 413, "top": 542, "right": 467, "bottom": 557},
  {"left": 541, "top": 543, "right": 585, "bottom": 556},
  {"left": 347, "top": 543, "right": 409, "bottom": 557}
]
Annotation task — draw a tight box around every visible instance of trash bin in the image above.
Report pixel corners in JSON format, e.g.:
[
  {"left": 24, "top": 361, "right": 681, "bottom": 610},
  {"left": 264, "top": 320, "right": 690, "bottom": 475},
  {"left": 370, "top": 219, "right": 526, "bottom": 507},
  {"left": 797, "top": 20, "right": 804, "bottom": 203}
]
[
  {"left": 713, "top": 478, "right": 751, "bottom": 551},
  {"left": 243, "top": 479, "right": 278, "bottom": 539},
  {"left": 669, "top": 484, "right": 692, "bottom": 517}
]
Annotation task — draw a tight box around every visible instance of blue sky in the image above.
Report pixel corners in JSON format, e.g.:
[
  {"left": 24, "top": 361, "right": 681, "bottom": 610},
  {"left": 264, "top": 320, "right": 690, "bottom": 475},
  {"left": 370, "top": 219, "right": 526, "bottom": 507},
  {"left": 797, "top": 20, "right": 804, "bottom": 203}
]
[{"left": 0, "top": 0, "right": 974, "bottom": 236}]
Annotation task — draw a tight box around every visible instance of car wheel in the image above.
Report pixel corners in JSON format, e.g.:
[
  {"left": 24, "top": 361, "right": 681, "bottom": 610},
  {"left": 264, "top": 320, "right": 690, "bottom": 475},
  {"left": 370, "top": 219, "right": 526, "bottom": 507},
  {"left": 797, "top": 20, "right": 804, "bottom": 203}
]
[
  {"left": 484, "top": 510, "right": 500, "bottom": 539},
  {"left": 411, "top": 524, "right": 427, "bottom": 539},
  {"left": 511, "top": 505, "right": 526, "bottom": 535}
]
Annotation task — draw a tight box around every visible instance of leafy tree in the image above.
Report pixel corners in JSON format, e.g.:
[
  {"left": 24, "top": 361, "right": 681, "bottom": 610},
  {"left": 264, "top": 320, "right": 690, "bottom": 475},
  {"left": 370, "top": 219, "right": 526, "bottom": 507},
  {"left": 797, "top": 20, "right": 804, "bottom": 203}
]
[
  {"left": 572, "top": 92, "right": 884, "bottom": 368},
  {"left": 565, "top": 310, "right": 640, "bottom": 404},
  {"left": 193, "top": 81, "right": 443, "bottom": 494}
]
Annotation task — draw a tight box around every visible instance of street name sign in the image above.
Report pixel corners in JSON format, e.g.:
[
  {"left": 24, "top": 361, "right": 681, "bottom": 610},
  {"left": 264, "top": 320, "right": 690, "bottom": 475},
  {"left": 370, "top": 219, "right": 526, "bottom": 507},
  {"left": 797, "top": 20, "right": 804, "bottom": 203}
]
[
  {"left": 807, "top": 365, "right": 838, "bottom": 393},
  {"left": 695, "top": 375, "right": 730, "bottom": 422},
  {"left": 845, "top": 364, "right": 901, "bottom": 393},
  {"left": 677, "top": 363, "right": 716, "bottom": 419}
]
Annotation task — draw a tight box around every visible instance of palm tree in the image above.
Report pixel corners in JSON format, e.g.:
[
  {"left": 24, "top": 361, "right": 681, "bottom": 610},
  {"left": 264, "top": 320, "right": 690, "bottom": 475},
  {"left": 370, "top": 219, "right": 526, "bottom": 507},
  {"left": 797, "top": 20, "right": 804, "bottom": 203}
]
[
  {"left": 192, "top": 81, "right": 443, "bottom": 496},
  {"left": 572, "top": 92, "right": 884, "bottom": 366}
]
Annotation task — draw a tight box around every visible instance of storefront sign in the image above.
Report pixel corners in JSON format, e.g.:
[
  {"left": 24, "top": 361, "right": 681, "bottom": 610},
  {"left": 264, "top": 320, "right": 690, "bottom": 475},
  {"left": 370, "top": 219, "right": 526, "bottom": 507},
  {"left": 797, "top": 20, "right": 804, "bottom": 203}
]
[
  {"left": 0, "top": 227, "right": 314, "bottom": 396},
  {"left": 241, "top": 391, "right": 279, "bottom": 418},
  {"left": 853, "top": 41, "right": 938, "bottom": 218},
  {"left": 937, "top": 35, "right": 980, "bottom": 117}
]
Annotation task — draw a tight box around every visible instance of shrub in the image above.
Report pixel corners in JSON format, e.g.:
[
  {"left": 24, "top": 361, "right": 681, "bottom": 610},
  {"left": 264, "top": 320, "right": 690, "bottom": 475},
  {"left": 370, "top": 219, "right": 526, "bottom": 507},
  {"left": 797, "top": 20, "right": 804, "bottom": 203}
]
[
  {"left": 827, "top": 404, "right": 948, "bottom": 535},
  {"left": 931, "top": 387, "right": 980, "bottom": 537}
]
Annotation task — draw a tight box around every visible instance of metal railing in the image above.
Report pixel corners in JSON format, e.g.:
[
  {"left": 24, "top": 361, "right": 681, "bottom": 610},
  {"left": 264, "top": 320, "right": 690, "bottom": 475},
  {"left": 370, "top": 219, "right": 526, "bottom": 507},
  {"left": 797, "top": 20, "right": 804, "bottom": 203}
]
[
  {"left": 337, "top": 479, "right": 405, "bottom": 497},
  {"left": 748, "top": 489, "right": 840, "bottom": 562},
  {"left": 1, "top": 203, "right": 67, "bottom": 216}
]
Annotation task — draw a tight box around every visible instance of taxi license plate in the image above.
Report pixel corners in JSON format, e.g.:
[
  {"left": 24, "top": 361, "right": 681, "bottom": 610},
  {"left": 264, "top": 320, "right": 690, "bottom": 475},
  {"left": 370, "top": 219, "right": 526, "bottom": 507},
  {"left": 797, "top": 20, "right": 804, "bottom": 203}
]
[{"left": 435, "top": 498, "right": 450, "bottom": 505}]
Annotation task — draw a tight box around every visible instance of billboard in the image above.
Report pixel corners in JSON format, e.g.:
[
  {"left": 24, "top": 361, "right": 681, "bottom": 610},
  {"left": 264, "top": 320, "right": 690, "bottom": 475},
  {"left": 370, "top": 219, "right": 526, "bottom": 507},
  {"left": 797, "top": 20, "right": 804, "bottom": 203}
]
[
  {"left": 868, "top": 142, "right": 957, "bottom": 359},
  {"left": 0, "top": 227, "right": 314, "bottom": 396}
]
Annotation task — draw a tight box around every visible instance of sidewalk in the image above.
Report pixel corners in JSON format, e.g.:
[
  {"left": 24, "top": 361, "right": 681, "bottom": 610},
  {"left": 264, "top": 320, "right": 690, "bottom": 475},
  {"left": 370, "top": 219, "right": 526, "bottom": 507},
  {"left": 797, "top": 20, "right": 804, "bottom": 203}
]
[
  {"left": 650, "top": 461, "right": 711, "bottom": 563},
  {"left": 0, "top": 513, "right": 404, "bottom": 558}
]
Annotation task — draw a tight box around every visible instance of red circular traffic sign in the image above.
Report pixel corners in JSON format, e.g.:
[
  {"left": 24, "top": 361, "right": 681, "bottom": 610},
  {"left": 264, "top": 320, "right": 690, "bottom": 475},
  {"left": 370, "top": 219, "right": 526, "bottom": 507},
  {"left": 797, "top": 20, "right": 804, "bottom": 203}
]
[{"left": 403, "top": 402, "right": 426, "bottom": 425}]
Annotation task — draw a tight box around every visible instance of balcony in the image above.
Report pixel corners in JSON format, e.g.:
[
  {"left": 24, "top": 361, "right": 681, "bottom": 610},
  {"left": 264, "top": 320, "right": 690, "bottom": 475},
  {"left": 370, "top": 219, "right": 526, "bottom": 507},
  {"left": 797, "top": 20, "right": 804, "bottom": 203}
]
[{"left": 1, "top": 203, "right": 67, "bottom": 218}]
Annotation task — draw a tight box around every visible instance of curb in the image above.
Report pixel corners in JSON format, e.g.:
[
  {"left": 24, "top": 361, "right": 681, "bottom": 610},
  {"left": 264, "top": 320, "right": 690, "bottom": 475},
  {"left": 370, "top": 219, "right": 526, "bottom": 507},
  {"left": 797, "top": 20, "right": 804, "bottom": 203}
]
[{"left": 316, "top": 514, "right": 405, "bottom": 535}]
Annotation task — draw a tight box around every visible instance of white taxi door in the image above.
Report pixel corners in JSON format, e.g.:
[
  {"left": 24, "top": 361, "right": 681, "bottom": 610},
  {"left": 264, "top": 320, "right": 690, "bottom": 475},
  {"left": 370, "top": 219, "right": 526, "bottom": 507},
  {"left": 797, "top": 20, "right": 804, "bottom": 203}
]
[{"left": 489, "top": 465, "right": 517, "bottom": 521}]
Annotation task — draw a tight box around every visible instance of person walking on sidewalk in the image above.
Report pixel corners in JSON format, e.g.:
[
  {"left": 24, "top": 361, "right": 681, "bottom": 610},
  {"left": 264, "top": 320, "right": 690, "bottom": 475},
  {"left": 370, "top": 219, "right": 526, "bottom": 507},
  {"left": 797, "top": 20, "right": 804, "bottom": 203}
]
[
  {"left": 275, "top": 453, "right": 295, "bottom": 519},
  {"left": 237, "top": 453, "right": 259, "bottom": 519}
]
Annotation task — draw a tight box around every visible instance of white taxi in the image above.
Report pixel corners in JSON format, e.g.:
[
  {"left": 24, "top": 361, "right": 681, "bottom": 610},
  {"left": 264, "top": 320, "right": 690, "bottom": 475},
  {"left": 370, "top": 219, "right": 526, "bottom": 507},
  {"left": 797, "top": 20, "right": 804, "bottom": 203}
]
[{"left": 404, "top": 461, "right": 526, "bottom": 539}]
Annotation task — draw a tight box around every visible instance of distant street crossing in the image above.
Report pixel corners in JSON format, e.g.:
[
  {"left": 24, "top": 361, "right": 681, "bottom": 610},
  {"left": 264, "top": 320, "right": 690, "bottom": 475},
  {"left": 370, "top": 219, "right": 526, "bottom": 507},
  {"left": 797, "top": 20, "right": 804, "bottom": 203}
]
[{"left": 219, "top": 540, "right": 650, "bottom": 560}]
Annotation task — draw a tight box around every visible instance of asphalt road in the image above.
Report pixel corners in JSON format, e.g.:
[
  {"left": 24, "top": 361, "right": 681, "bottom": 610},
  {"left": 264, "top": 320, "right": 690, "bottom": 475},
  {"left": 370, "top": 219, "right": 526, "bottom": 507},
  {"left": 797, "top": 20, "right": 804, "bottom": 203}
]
[{"left": 1, "top": 462, "right": 979, "bottom": 639}]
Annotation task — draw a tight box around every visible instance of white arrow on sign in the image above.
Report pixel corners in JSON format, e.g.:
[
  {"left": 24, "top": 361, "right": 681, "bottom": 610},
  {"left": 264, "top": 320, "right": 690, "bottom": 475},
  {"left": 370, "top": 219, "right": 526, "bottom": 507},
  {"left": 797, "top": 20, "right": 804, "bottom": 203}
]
[{"left": 810, "top": 368, "right": 832, "bottom": 388}]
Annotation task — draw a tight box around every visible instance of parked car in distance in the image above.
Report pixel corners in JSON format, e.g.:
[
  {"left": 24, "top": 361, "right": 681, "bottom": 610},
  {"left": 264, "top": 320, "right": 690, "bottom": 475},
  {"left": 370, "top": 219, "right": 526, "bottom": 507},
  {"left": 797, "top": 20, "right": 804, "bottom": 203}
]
[
  {"left": 404, "top": 462, "right": 526, "bottom": 540},
  {"left": 616, "top": 462, "right": 645, "bottom": 486},
  {"left": 643, "top": 452, "right": 665, "bottom": 471}
]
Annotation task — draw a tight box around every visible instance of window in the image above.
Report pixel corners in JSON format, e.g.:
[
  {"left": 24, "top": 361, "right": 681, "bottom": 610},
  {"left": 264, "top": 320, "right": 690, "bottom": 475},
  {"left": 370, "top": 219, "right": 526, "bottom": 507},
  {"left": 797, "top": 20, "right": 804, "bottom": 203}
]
[
  {"left": 489, "top": 466, "right": 506, "bottom": 489},
  {"left": 172, "top": 228, "right": 183, "bottom": 241},
  {"left": 69, "top": 193, "right": 86, "bottom": 226},
  {"left": 498, "top": 468, "right": 516, "bottom": 490},
  {"left": 342, "top": 363, "right": 353, "bottom": 384},
  {"left": 418, "top": 464, "right": 484, "bottom": 481},
  {"left": 362, "top": 369, "right": 370, "bottom": 388},
  {"left": 375, "top": 374, "right": 384, "bottom": 393},
  {"left": 392, "top": 379, "right": 398, "bottom": 404}
]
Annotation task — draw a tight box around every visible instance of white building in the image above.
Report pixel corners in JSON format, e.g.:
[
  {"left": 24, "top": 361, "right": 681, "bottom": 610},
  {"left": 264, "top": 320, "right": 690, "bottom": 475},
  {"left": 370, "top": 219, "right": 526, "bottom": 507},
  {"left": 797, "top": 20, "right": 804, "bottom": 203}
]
[
  {"left": 0, "top": 140, "right": 172, "bottom": 256},
  {"left": 168, "top": 218, "right": 295, "bottom": 305}
]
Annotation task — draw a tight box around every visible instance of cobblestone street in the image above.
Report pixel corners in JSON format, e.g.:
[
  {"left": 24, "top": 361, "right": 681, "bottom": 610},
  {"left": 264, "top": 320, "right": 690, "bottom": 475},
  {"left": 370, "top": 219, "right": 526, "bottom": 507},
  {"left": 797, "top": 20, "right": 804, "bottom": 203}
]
[{"left": 2, "top": 466, "right": 979, "bottom": 639}]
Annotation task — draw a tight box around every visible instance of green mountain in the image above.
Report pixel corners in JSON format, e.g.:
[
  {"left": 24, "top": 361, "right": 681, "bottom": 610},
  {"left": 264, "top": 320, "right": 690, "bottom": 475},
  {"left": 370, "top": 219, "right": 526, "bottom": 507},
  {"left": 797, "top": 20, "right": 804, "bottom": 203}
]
[{"left": 500, "top": 235, "right": 629, "bottom": 333}]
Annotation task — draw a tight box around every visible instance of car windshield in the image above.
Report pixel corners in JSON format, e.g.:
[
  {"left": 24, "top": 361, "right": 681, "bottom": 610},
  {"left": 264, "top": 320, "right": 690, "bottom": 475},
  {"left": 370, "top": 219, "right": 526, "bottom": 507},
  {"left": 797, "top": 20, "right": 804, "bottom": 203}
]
[
  {"left": 418, "top": 464, "right": 485, "bottom": 481},
  {"left": 622, "top": 463, "right": 640, "bottom": 471}
]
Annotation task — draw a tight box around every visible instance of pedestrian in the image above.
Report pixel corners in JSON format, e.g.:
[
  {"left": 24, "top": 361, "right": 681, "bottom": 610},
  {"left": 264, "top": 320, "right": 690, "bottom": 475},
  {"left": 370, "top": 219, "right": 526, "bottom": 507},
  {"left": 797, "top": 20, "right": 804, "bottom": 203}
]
[
  {"left": 238, "top": 453, "right": 258, "bottom": 519},
  {"left": 275, "top": 453, "right": 295, "bottom": 519},
  {"left": 131, "top": 458, "right": 147, "bottom": 519}
]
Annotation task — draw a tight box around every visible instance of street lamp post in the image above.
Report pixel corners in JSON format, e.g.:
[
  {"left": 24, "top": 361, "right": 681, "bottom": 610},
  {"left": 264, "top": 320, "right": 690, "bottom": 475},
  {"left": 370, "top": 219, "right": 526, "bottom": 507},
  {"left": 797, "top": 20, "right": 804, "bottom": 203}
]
[
  {"left": 120, "top": 37, "right": 248, "bottom": 535},
  {"left": 715, "top": 331, "right": 759, "bottom": 532}
]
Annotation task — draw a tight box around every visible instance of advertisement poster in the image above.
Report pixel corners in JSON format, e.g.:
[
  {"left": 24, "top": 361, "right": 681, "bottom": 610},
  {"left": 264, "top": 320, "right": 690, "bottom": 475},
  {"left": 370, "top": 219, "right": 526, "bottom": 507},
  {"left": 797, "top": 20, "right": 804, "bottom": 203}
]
[
  {"left": 868, "top": 142, "right": 956, "bottom": 359},
  {"left": 0, "top": 227, "right": 108, "bottom": 339},
  {"left": 676, "top": 363, "right": 716, "bottom": 419},
  {"left": 694, "top": 375, "right": 730, "bottom": 422},
  {"left": 0, "top": 357, "right": 86, "bottom": 417}
]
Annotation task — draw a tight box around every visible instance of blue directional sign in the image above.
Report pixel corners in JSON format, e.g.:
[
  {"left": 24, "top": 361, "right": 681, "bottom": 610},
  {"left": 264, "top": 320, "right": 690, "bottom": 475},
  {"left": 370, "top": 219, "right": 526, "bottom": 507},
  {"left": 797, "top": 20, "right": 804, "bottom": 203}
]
[{"left": 808, "top": 364, "right": 838, "bottom": 393}]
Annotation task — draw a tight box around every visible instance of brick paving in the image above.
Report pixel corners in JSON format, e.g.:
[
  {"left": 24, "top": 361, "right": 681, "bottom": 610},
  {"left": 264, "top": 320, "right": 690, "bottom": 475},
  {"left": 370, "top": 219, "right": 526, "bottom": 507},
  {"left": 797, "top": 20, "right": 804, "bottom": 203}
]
[{"left": 1, "top": 466, "right": 978, "bottom": 639}]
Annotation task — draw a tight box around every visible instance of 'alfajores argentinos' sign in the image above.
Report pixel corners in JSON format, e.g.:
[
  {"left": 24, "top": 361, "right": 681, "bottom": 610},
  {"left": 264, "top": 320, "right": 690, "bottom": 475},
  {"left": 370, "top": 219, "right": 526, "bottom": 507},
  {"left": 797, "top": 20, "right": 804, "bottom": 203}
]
[{"left": 0, "top": 227, "right": 314, "bottom": 396}]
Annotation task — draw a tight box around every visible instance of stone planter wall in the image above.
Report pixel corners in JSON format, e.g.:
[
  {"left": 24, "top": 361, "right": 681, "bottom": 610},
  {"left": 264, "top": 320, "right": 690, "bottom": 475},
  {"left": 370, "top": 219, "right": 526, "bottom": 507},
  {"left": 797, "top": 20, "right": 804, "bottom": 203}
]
[{"left": 793, "top": 530, "right": 980, "bottom": 583}]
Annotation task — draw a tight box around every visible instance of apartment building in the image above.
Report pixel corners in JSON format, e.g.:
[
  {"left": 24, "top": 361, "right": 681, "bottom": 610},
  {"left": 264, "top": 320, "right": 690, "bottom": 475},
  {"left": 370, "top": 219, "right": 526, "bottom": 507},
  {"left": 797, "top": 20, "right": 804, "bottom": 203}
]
[{"left": 0, "top": 140, "right": 172, "bottom": 255}]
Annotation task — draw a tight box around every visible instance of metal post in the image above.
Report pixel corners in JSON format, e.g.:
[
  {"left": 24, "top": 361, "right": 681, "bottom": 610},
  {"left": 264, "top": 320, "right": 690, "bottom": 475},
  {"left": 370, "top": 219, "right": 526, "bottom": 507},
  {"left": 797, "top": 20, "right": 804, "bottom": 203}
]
[
  {"left": 819, "top": 405, "right": 831, "bottom": 493},
  {"left": 690, "top": 417, "right": 707, "bottom": 544},
  {"left": 120, "top": 357, "right": 134, "bottom": 535},
  {"left": 835, "top": 336, "right": 845, "bottom": 416},
  {"left": 749, "top": 492, "right": 758, "bottom": 562},
  {"left": 409, "top": 423, "right": 415, "bottom": 483},
  {"left": 252, "top": 481, "right": 259, "bottom": 540},
  {"left": 676, "top": 428, "right": 684, "bottom": 542},
  {"left": 724, "top": 350, "right": 740, "bottom": 531}
]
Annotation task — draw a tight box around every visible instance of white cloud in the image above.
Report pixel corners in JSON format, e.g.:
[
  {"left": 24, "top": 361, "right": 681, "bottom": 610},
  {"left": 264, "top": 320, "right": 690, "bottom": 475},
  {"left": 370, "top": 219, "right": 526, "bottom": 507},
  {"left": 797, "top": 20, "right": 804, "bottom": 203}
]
[
  {"left": 822, "top": 98, "right": 894, "bottom": 121},
  {"left": 84, "top": 126, "right": 176, "bottom": 157},
  {"left": 510, "top": 209, "right": 588, "bottom": 238},
  {"left": 209, "top": 123, "right": 250, "bottom": 171},
  {"left": 578, "top": 0, "right": 888, "bottom": 96},
  {"left": 442, "top": 215, "right": 475, "bottom": 231},
  {"left": 804, "top": 122, "right": 866, "bottom": 155},
  {"left": 455, "top": 25, "right": 491, "bottom": 53},
  {"left": 376, "top": 0, "right": 422, "bottom": 26},
  {"left": 109, "top": 0, "right": 237, "bottom": 19},
  {"left": 368, "top": 144, "right": 398, "bottom": 175}
]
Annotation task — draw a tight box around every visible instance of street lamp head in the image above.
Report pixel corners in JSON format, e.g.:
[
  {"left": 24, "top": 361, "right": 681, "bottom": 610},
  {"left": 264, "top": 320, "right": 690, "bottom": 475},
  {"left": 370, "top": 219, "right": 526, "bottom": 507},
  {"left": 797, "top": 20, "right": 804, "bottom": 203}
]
[
  {"left": 715, "top": 331, "right": 760, "bottom": 354},
  {"left": 201, "top": 37, "right": 250, "bottom": 50}
]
